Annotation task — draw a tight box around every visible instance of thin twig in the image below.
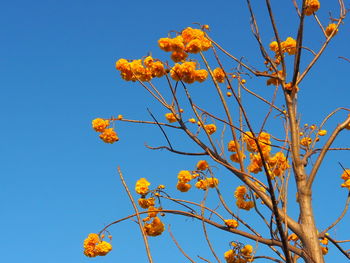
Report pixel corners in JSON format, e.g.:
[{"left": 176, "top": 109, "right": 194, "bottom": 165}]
[{"left": 117, "top": 167, "right": 153, "bottom": 263}]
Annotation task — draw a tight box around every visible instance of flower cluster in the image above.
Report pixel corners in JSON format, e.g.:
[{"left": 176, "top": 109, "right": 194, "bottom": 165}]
[
  {"left": 319, "top": 236, "right": 329, "bottom": 255},
  {"left": 243, "top": 132, "right": 271, "bottom": 157},
  {"left": 234, "top": 185, "right": 254, "bottom": 211},
  {"left": 158, "top": 27, "right": 212, "bottom": 62},
  {"left": 204, "top": 123, "right": 217, "bottom": 135},
  {"left": 176, "top": 170, "right": 197, "bottom": 192},
  {"left": 228, "top": 140, "right": 246, "bottom": 163},
  {"left": 176, "top": 160, "right": 219, "bottom": 192},
  {"left": 135, "top": 178, "right": 151, "bottom": 195},
  {"left": 134, "top": 178, "right": 166, "bottom": 236},
  {"left": 115, "top": 56, "right": 166, "bottom": 82},
  {"left": 195, "top": 177, "right": 219, "bottom": 190},
  {"left": 143, "top": 217, "right": 165, "bottom": 237},
  {"left": 92, "top": 118, "right": 119, "bottom": 144},
  {"left": 341, "top": 169, "right": 350, "bottom": 190},
  {"left": 269, "top": 37, "right": 297, "bottom": 56},
  {"left": 325, "top": 23, "right": 338, "bottom": 37},
  {"left": 267, "top": 152, "right": 290, "bottom": 179},
  {"left": 170, "top": 61, "right": 208, "bottom": 83},
  {"left": 305, "top": 0, "right": 320, "bottom": 16},
  {"left": 224, "top": 244, "right": 254, "bottom": 263},
  {"left": 266, "top": 70, "right": 283, "bottom": 86},
  {"left": 224, "top": 219, "right": 239, "bottom": 229},
  {"left": 83, "top": 233, "right": 112, "bottom": 257},
  {"left": 213, "top": 68, "right": 226, "bottom": 83},
  {"left": 138, "top": 197, "right": 155, "bottom": 209},
  {"left": 300, "top": 137, "right": 312, "bottom": 147},
  {"left": 165, "top": 112, "right": 178, "bottom": 123}
]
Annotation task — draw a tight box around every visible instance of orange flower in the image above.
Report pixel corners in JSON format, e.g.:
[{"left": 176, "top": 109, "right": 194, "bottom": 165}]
[
  {"left": 300, "top": 137, "right": 312, "bottom": 147},
  {"left": 176, "top": 182, "right": 191, "bottom": 192},
  {"left": 213, "top": 68, "right": 225, "bottom": 83},
  {"left": 135, "top": 178, "right": 150, "bottom": 195},
  {"left": 171, "top": 51, "right": 188, "bottom": 62},
  {"left": 196, "top": 160, "right": 209, "bottom": 171},
  {"left": 177, "top": 170, "right": 193, "bottom": 183},
  {"left": 224, "top": 219, "right": 239, "bottom": 228},
  {"left": 143, "top": 217, "right": 165, "bottom": 236},
  {"left": 305, "top": 0, "right": 320, "bottom": 16},
  {"left": 92, "top": 118, "right": 110, "bottom": 132},
  {"left": 165, "top": 112, "right": 177, "bottom": 123},
  {"left": 325, "top": 23, "right": 338, "bottom": 37},
  {"left": 99, "top": 128, "right": 119, "bottom": 143},
  {"left": 194, "top": 69, "right": 208, "bottom": 83},
  {"left": 204, "top": 124, "right": 217, "bottom": 135},
  {"left": 158, "top": 38, "right": 173, "bottom": 52}
]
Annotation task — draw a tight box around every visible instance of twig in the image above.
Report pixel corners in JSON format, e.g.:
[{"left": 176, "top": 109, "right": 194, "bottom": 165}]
[
  {"left": 117, "top": 167, "right": 153, "bottom": 263},
  {"left": 168, "top": 225, "right": 197, "bottom": 263}
]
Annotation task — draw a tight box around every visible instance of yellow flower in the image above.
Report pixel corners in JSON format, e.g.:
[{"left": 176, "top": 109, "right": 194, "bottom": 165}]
[
  {"left": 325, "top": 23, "right": 338, "bottom": 37},
  {"left": 171, "top": 51, "right": 188, "bottom": 62},
  {"left": 135, "top": 178, "right": 150, "bottom": 195},
  {"left": 318, "top": 130, "right": 327, "bottom": 136},
  {"left": 83, "top": 233, "right": 112, "bottom": 257},
  {"left": 224, "top": 249, "right": 235, "bottom": 263},
  {"left": 171, "top": 35, "right": 185, "bottom": 51},
  {"left": 341, "top": 179, "right": 350, "bottom": 190},
  {"left": 227, "top": 92, "right": 232, "bottom": 97},
  {"left": 138, "top": 197, "right": 155, "bottom": 209},
  {"left": 204, "top": 124, "right": 217, "bottom": 135},
  {"left": 224, "top": 219, "right": 239, "bottom": 228},
  {"left": 92, "top": 118, "right": 110, "bottom": 132},
  {"left": 115, "top": 58, "right": 129, "bottom": 71},
  {"left": 234, "top": 185, "right": 247, "bottom": 199},
  {"left": 213, "top": 68, "right": 225, "bottom": 83},
  {"left": 281, "top": 37, "right": 297, "bottom": 55},
  {"left": 99, "top": 128, "right": 119, "bottom": 144},
  {"left": 320, "top": 237, "right": 329, "bottom": 245},
  {"left": 185, "top": 39, "right": 202, "bottom": 53},
  {"left": 177, "top": 170, "right": 193, "bottom": 183},
  {"left": 230, "top": 153, "right": 246, "bottom": 163},
  {"left": 149, "top": 61, "right": 166, "bottom": 78},
  {"left": 300, "top": 137, "right": 312, "bottom": 147},
  {"left": 206, "top": 177, "right": 219, "bottom": 188},
  {"left": 269, "top": 41, "right": 279, "bottom": 52},
  {"left": 143, "top": 217, "right": 165, "bottom": 236},
  {"left": 236, "top": 199, "right": 254, "bottom": 210},
  {"left": 165, "top": 112, "right": 177, "bottom": 123},
  {"left": 94, "top": 241, "right": 112, "bottom": 256},
  {"left": 158, "top": 38, "right": 173, "bottom": 52},
  {"left": 194, "top": 69, "right": 208, "bottom": 83},
  {"left": 241, "top": 244, "right": 253, "bottom": 256},
  {"left": 341, "top": 170, "right": 350, "bottom": 180},
  {"left": 288, "top": 233, "right": 299, "bottom": 242},
  {"left": 147, "top": 206, "right": 159, "bottom": 218},
  {"left": 228, "top": 140, "right": 238, "bottom": 152},
  {"left": 181, "top": 27, "right": 205, "bottom": 43},
  {"left": 176, "top": 182, "right": 191, "bottom": 192},
  {"left": 196, "top": 160, "right": 209, "bottom": 171},
  {"left": 170, "top": 61, "right": 198, "bottom": 84},
  {"left": 305, "top": 0, "right": 320, "bottom": 16},
  {"left": 243, "top": 131, "right": 271, "bottom": 155},
  {"left": 247, "top": 153, "right": 263, "bottom": 174},
  {"left": 268, "top": 152, "right": 290, "bottom": 178},
  {"left": 188, "top": 118, "right": 196, "bottom": 123},
  {"left": 321, "top": 246, "right": 329, "bottom": 255}
]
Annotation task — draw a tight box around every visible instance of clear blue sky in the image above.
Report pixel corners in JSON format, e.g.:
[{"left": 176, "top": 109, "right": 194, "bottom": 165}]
[{"left": 1, "top": 0, "right": 349, "bottom": 262}]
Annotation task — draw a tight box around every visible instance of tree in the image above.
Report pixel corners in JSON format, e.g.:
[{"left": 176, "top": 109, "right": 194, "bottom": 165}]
[{"left": 84, "top": 1, "right": 350, "bottom": 262}]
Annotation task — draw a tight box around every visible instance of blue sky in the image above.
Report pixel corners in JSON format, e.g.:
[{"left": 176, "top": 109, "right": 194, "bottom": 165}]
[{"left": 1, "top": 0, "right": 349, "bottom": 262}]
